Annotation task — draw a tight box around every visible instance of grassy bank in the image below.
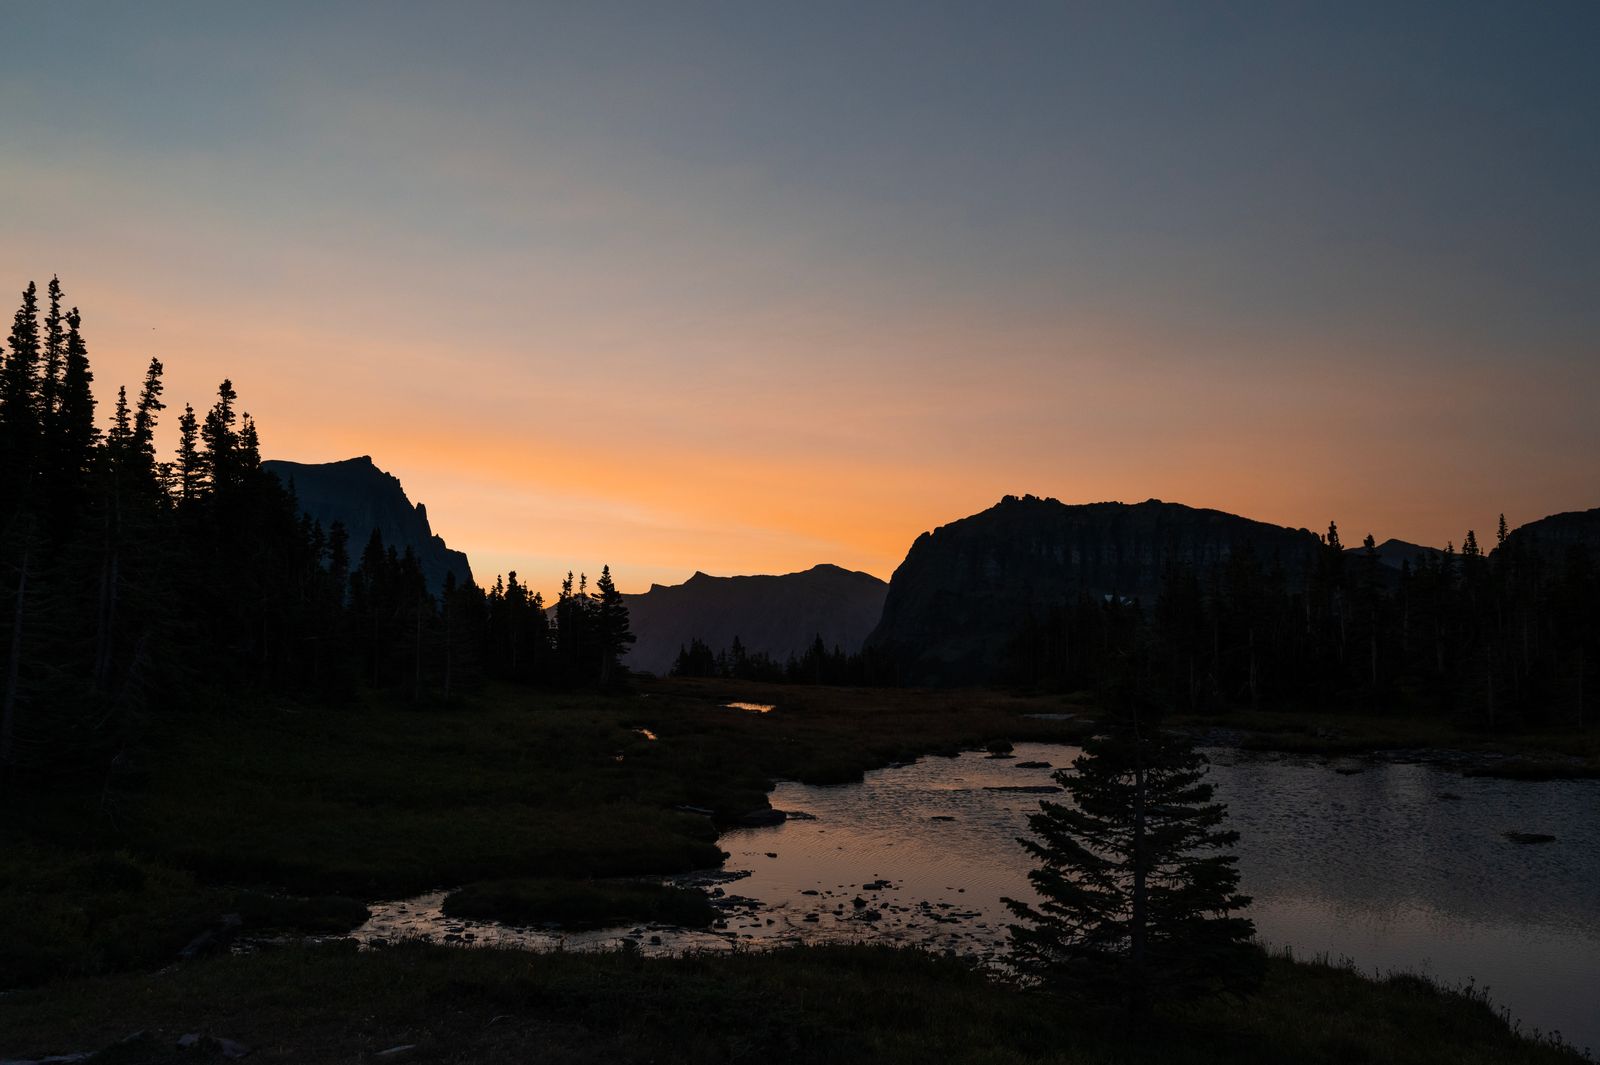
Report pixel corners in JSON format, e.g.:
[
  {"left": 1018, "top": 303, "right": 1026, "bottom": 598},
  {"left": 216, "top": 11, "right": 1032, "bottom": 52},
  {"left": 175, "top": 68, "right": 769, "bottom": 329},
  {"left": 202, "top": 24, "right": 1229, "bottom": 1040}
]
[
  {"left": 107, "top": 678, "right": 1084, "bottom": 896},
  {"left": 2, "top": 679, "right": 1083, "bottom": 984},
  {"left": 3, "top": 679, "right": 1589, "bottom": 1063},
  {"left": 1167, "top": 704, "right": 1600, "bottom": 775},
  {"left": 0, "top": 942, "right": 1583, "bottom": 1065}
]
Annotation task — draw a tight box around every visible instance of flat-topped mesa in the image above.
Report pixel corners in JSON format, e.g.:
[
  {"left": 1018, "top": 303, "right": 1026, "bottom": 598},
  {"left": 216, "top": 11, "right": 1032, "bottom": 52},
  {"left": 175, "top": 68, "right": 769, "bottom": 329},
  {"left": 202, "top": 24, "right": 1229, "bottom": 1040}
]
[
  {"left": 623, "top": 564, "right": 889, "bottom": 676},
  {"left": 263, "top": 456, "right": 473, "bottom": 594},
  {"left": 866, "top": 495, "right": 1324, "bottom": 686}
]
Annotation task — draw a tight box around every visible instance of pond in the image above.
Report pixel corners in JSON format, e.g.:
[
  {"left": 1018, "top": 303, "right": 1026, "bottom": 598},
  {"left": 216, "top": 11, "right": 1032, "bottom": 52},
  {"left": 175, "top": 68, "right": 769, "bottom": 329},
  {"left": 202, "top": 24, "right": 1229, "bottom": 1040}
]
[{"left": 354, "top": 742, "right": 1600, "bottom": 1054}]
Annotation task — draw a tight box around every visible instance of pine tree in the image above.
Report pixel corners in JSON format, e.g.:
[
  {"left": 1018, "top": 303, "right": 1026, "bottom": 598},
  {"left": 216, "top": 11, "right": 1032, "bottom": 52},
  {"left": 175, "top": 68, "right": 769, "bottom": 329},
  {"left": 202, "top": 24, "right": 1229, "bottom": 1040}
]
[
  {"left": 1, "top": 282, "right": 41, "bottom": 498},
  {"left": 1006, "top": 699, "right": 1260, "bottom": 1013},
  {"left": 55, "top": 307, "right": 97, "bottom": 485},
  {"left": 200, "top": 379, "right": 239, "bottom": 494},
  {"left": 592, "top": 564, "right": 634, "bottom": 685},
  {"left": 108, "top": 386, "right": 132, "bottom": 455},
  {"left": 130, "top": 357, "right": 166, "bottom": 489},
  {"left": 175, "top": 404, "right": 200, "bottom": 502},
  {"left": 40, "top": 277, "right": 64, "bottom": 425}
]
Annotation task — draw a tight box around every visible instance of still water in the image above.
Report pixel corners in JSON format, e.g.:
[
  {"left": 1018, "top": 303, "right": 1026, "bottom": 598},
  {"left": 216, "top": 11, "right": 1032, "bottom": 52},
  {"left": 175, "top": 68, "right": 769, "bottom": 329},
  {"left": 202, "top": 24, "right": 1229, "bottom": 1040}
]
[{"left": 357, "top": 743, "right": 1600, "bottom": 1054}]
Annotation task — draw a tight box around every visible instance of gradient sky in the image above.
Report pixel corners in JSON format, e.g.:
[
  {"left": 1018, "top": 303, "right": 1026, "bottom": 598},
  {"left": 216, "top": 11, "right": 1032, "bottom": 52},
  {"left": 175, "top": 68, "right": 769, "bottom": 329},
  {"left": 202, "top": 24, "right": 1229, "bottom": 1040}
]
[{"left": 4, "top": 2, "right": 1597, "bottom": 596}]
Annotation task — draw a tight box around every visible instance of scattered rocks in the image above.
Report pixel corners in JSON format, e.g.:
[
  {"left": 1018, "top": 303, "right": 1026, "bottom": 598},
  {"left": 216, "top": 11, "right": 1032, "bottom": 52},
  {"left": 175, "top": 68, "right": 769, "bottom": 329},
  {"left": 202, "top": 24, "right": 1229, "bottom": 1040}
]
[
  {"left": 738, "top": 809, "right": 787, "bottom": 827},
  {"left": 929, "top": 815, "right": 956, "bottom": 822},
  {"left": 1013, "top": 761, "right": 1052, "bottom": 769}
]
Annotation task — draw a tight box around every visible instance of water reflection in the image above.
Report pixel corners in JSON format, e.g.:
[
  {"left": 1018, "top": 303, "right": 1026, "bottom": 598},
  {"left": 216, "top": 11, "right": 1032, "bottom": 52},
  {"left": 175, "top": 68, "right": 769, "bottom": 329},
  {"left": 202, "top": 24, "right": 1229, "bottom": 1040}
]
[
  {"left": 351, "top": 743, "right": 1600, "bottom": 1053},
  {"left": 724, "top": 702, "right": 775, "bottom": 713}
]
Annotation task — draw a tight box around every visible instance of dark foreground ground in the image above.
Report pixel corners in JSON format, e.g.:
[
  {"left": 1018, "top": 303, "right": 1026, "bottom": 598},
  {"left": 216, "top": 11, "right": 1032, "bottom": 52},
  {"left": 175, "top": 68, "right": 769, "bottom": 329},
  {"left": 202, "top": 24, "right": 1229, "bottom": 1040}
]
[
  {"left": 2, "top": 942, "right": 1584, "bottom": 1065},
  {"left": 2, "top": 678, "right": 1592, "bottom": 1063}
]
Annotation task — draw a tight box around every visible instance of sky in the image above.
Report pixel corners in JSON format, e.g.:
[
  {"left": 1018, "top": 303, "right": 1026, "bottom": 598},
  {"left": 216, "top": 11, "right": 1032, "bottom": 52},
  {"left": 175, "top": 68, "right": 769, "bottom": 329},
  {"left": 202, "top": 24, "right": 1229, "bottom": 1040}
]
[{"left": 4, "top": 2, "right": 1597, "bottom": 596}]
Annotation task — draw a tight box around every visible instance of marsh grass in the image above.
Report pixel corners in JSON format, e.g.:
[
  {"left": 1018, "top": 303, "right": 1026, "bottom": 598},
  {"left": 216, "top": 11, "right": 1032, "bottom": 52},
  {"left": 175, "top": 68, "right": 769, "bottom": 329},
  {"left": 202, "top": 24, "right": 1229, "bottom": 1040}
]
[
  {"left": 4, "top": 679, "right": 1588, "bottom": 1062},
  {"left": 0, "top": 943, "right": 1585, "bottom": 1064},
  {"left": 1, "top": 679, "right": 1081, "bottom": 985}
]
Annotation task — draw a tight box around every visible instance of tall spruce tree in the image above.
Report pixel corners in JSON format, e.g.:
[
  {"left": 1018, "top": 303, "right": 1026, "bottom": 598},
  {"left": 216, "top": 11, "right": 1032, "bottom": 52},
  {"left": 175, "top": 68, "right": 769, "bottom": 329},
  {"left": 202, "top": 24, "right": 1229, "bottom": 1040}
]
[
  {"left": 1006, "top": 697, "right": 1260, "bottom": 1013},
  {"left": 130, "top": 357, "right": 166, "bottom": 490},
  {"left": 200, "top": 379, "right": 239, "bottom": 494},
  {"left": 55, "top": 307, "right": 97, "bottom": 483},
  {"left": 175, "top": 403, "right": 200, "bottom": 503},
  {"left": 592, "top": 564, "right": 634, "bottom": 685},
  {"left": 39, "top": 277, "right": 64, "bottom": 425},
  {"left": 1, "top": 282, "right": 41, "bottom": 500}
]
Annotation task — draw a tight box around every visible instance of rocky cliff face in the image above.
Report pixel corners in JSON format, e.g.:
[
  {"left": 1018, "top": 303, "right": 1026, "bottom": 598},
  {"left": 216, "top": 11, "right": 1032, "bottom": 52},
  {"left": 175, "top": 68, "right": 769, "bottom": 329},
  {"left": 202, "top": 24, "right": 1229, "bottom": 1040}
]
[
  {"left": 263, "top": 456, "right": 473, "bottom": 594},
  {"left": 1501, "top": 507, "right": 1600, "bottom": 560},
  {"left": 867, "top": 495, "right": 1322, "bottom": 685},
  {"left": 624, "top": 564, "right": 888, "bottom": 675}
]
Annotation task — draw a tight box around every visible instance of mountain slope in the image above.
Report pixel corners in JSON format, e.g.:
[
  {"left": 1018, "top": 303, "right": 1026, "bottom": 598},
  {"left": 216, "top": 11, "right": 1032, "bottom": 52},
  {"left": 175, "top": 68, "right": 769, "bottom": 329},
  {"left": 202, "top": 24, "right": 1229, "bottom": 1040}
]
[
  {"left": 1345, "top": 538, "right": 1438, "bottom": 570},
  {"left": 867, "top": 495, "right": 1323, "bottom": 685},
  {"left": 1500, "top": 507, "right": 1600, "bottom": 559},
  {"left": 263, "top": 456, "right": 473, "bottom": 594},
  {"left": 623, "top": 564, "right": 888, "bottom": 675}
]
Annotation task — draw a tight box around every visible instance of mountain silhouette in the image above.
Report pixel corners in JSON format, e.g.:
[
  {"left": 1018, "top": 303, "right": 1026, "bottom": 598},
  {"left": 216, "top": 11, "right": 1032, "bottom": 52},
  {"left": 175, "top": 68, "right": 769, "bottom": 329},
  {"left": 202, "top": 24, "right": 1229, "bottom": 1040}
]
[
  {"left": 1501, "top": 507, "right": 1600, "bottom": 560},
  {"left": 624, "top": 564, "right": 888, "bottom": 675},
  {"left": 1345, "top": 538, "right": 1438, "bottom": 570},
  {"left": 263, "top": 456, "right": 473, "bottom": 594},
  {"left": 867, "top": 495, "right": 1323, "bottom": 685}
]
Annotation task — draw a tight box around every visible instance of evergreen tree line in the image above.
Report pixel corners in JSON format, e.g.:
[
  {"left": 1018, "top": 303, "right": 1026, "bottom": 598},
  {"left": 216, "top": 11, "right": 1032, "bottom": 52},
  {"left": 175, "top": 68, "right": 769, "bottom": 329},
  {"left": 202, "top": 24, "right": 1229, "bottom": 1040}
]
[
  {"left": 669, "top": 633, "right": 895, "bottom": 686},
  {"left": 0, "top": 279, "right": 633, "bottom": 796},
  {"left": 1007, "top": 523, "right": 1598, "bottom": 732}
]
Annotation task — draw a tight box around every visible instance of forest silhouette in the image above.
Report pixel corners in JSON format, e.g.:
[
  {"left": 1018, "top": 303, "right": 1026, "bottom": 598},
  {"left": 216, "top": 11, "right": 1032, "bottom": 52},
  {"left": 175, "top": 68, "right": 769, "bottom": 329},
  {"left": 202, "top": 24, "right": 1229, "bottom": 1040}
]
[{"left": 0, "top": 279, "right": 635, "bottom": 797}]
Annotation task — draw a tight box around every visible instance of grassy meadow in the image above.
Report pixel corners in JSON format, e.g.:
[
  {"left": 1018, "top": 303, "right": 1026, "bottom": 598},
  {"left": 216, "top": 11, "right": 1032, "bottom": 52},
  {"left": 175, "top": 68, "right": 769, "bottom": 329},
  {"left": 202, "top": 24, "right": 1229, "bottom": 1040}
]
[
  {"left": 2, "top": 677, "right": 1591, "bottom": 1062},
  {"left": 1, "top": 942, "right": 1584, "bottom": 1064}
]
